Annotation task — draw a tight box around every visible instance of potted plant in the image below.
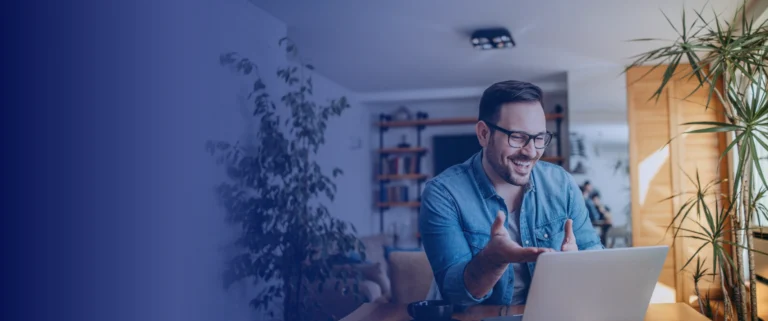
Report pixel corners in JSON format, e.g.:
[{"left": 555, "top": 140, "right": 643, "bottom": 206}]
[
  {"left": 627, "top": 4, "right": 768, "bottom": 321},
  {"left": 208, "top": 38, "right": 365, "bottom": 321}
]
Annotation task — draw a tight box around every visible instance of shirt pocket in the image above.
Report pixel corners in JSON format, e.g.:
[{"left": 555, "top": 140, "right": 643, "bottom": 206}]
[
  {"left": 534, "top": 216, "right": 566, "bottom": 249},
  {"left": 463, "top": 230, "right": 491, "bottom": 256}
]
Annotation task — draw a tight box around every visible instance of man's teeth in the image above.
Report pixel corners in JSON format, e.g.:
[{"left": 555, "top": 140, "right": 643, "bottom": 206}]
[{"left": 512, "top": 160, "right": 532, "bottom": 166}]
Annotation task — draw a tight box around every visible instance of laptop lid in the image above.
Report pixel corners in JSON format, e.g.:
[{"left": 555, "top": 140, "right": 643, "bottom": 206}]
[{"left": 522, "top": 246, "right": 669, "bottom": 321}]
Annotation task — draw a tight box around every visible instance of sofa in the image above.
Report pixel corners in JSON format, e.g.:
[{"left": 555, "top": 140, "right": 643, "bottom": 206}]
[{"left": 306, "top": 234, "right": 434, "bottom": 320}]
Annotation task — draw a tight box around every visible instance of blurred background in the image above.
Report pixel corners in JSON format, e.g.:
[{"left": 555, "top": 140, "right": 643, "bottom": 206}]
[
  {"left": 10, "top": 0, "right": 768, "bottom": 320},
  {"left": 198, "top": 1, "right": 768, "bottom": 320}
]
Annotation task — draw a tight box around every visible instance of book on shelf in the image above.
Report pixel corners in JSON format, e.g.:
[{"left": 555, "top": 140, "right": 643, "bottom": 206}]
[
  {"left": 379, "top": 185, "right": 409, "bottom": 203},
  {"left": 380, "top": 155, "right": 421, "bottom": 175}
]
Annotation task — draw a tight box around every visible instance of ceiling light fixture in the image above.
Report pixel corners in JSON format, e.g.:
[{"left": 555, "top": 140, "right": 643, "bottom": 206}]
[{"left": 471, "top": 28, "right": 515, "bottom": 50}]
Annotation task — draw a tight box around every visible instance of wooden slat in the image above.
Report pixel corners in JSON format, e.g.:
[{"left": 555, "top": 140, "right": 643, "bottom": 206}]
[{"left": 629, "top": 66, "right": 678, "bottom": 302}]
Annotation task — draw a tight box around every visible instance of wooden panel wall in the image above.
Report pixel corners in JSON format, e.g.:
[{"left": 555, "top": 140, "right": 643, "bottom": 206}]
[{"left": 627, "top": 65, "right": 729, "bottom": 302}]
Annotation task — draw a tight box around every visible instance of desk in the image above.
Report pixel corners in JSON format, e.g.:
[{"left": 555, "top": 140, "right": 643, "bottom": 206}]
[{"left": 340, "top": 303, "right": 709, "bottom": 321}]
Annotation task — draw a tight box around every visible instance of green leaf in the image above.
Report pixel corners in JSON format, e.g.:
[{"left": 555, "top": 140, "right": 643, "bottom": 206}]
[
  {"left": 627, "top": 38, "right": 669, "bottom": 42},
  {"left": 720, "top": 131, "right": 745, "bottom": 165},
  {"left": 681, "top": 242, "right": 710, "bottom": 271},
  {"left": 253, "top": 79, "right": 266, "bottom": 91},
  {"left": 675, "top": 226, "right": 711, "bottom": 240},
  {"left": 682, "top": 121, "right": 744, "bottom": 128},
  {"left": 661, "top": 9, "right": 682, "bottom": 37},
  {"left": 724, "top": 241, "right": 768, "bottom": 257},
  {"left": 685, "top": 126, "right": 742, "bottom": 134},
  {"left": 652, "top": 54, "right": 683, "bottom": 101},
  {"left": 734, "top": 144, "right": 749, "bottom": 199}
]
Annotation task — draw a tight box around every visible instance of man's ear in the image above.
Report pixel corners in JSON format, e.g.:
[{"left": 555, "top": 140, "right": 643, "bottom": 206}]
[{"left": 476, "top": 121, "right": 490, "bottom": 148}]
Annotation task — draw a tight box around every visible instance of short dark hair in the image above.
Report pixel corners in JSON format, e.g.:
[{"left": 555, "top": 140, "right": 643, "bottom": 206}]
[{"left": 478, "top": 80, "right": 544, "bottom": 124}]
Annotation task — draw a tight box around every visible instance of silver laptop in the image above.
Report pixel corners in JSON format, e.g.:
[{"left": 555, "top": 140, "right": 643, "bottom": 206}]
[{"left": 484, "top": 246, "right": 668, "bottom": 321}]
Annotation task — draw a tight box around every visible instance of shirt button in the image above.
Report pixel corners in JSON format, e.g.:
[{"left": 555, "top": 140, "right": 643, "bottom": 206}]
[
  {"left": 525, "top": 240, "right": 530, "bottom": 245},
  {"left": 544, "top": 233, "right": 549, "bottom": 239}
]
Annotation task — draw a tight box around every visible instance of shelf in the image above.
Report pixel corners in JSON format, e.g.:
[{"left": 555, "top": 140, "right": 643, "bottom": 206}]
[
  {"left": 377, "top": 147, "right": 428, "bottom": 154},
  {"left": 540, "top": 156, "right": 565, "bottom": 162},
  {"left": 375, "top": 114, "right": 564, "bottom": 128},
  {"left": 377, "top": 174, "right": 428, "bottom": 181},
  {"left": 376, "top": 117, "right": 476, "bottom": 128},
  {"left": 375, "top": 201, "right": 421, "bottom": 208}
]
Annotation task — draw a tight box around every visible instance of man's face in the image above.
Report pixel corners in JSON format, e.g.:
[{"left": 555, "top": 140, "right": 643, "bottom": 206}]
[{"left": 480, "top": 101, "right": 547, "bottom": 186}]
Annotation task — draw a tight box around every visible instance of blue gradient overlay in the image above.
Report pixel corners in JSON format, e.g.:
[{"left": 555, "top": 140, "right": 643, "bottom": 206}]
[{"left": 1, "top": 0, "right": 249, "bottom": 320}]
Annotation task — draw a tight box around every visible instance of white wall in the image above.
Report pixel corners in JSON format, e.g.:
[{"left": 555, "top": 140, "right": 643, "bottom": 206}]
[
  {"left": 313, "top": 76, "right": 372, "bottom": 236},
  {"left": 203, "top": 1, "right": 291, "bottom": 320},
  {"left": 366, "top": 92, "right": 567, "bottom": 244},
  {"left": 567, "top": 66, "right": 631, "bottom": 228}
]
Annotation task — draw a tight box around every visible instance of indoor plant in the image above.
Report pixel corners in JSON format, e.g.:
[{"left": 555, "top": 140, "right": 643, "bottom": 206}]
[
  {"left": 627, "top": 4, "right": 768, "bottom": 321},
  {"left": 208, "top": 38, "right": 364, "bottom": 321}
]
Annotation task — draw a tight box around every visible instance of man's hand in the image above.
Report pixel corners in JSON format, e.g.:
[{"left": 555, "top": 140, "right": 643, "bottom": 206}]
[
  {"left": 561, "top": 219, "right": 578, "bottom": 252},
  {"left": 464, "top": 211, "right": 554, "bottom": 299},
  {"left": 482, "top": 211, "right": 553, "bottom": 265}
]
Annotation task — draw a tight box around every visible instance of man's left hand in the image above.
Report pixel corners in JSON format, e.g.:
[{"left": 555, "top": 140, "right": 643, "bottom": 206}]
[{"left": 561, "top": 219, "right": 578, "bottom": 252}]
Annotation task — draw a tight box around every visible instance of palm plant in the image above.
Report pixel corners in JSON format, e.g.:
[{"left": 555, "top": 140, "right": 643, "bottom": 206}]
[
  {"left": 626, "top": 3, "right": 768, "bottom": 321},
  {"left": 693, "top": 257, "right": 716, "bottom": 320}
]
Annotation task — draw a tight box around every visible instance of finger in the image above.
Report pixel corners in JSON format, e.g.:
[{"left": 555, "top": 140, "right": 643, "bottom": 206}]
[
  {"left": 523, "top": 248, "right": 553, "bottom": 261},
  {"left": 563, "top": 219, "right": 575, "bottom": 243},
  {"left": 491, "top": 210, "right": 506, "bottom": 235},
  {"left": 526, "top": 247, "right": 553, "bottom": 254}
]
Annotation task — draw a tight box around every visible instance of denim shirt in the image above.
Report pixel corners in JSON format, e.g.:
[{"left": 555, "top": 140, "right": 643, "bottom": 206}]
[{"left": 418, "top": 151, "right": 603, "bottom": 306}]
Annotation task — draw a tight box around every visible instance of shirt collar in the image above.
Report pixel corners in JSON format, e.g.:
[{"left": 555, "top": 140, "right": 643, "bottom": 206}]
[{"left": 471, "top": 150, "right": 536, "bottom": 200}]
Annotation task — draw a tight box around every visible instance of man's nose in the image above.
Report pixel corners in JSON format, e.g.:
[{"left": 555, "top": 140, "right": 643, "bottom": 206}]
[{"left": 520, "top": 140, "right": 537, "bottom": 157}]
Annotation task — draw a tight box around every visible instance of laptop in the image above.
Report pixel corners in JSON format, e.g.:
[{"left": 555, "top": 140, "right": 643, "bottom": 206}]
[{"left": 483, "top": 245, "right": 669, "bottom": 321}]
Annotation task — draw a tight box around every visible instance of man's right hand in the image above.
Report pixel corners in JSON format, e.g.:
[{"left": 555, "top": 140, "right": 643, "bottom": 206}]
[
  {"left": 464, "top": 210, "right": 554, "bottom": 299},
  {"left": 482, "top": 210, "right": 553, "bottom": 266}
]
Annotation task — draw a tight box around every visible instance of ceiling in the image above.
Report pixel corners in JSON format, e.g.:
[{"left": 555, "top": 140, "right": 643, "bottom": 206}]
[{"left": 251, "top": 0, "right": 740, "bottom": 94}]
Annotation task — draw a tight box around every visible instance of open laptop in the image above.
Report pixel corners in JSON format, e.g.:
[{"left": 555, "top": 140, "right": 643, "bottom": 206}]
[{"left": 483, "top": 245, "right": 668, "bottom": 321}]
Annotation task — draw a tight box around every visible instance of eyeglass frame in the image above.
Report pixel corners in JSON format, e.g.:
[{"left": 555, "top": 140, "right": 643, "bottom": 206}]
[{"left": 482, "top": 120, "right": 553, "bottom": 149}]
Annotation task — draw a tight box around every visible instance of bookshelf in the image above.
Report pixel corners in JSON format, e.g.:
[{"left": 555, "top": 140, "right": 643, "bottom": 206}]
[{"left": 375, "top": 113, "right": 564, "bottom": 128}]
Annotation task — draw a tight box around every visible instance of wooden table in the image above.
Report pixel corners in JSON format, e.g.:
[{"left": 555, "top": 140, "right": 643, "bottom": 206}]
[{"left": 340, "top": 302, "right": 709, "bottom": 321}]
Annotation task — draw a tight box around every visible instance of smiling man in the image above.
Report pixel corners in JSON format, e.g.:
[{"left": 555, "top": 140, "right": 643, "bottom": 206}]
[{"left": 419, "top": 80, "right": 603, "bottom": 306}]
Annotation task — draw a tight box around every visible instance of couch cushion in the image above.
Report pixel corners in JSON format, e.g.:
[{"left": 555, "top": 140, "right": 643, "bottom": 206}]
[
  {"left": 358, "top": 234, "right": 391, "bottom": 275},
  {"left": 356, "top": 262, "right": 391, "bottom": 300},
  {"left": 387, "top": 250, "right": 434, "bottom": 304}
]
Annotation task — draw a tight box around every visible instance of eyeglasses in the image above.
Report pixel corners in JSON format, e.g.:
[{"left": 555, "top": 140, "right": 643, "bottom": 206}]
[{"left": 483, "top": 121, "right": 553, "bottom": 149}]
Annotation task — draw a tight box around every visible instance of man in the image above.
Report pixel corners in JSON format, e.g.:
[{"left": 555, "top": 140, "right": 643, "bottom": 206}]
[
  {"left": 583, "top": 180, "right": 593, "bottom": 194},
  {"left": 581, "top": 183, "right": 601, "bottom": 222},
  {"left": 590, "top": 192, "right": 613, "bottom": 246},
  {"left": 419, "top": 80, "right": 603, "bottom": 306}
]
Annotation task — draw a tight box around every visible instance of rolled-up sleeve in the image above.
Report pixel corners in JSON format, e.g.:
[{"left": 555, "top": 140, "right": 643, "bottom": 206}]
[
  {"left": 565, "top": 174, "right": 604, "bottom": 251},
  {"left": 419, "top": 181, "right": 491, "bottom": 305}
]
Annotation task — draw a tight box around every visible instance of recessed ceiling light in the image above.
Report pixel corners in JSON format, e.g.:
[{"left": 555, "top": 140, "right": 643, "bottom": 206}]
[{"left": 470, "top": 28, "right": 515, "bottom": 50}]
